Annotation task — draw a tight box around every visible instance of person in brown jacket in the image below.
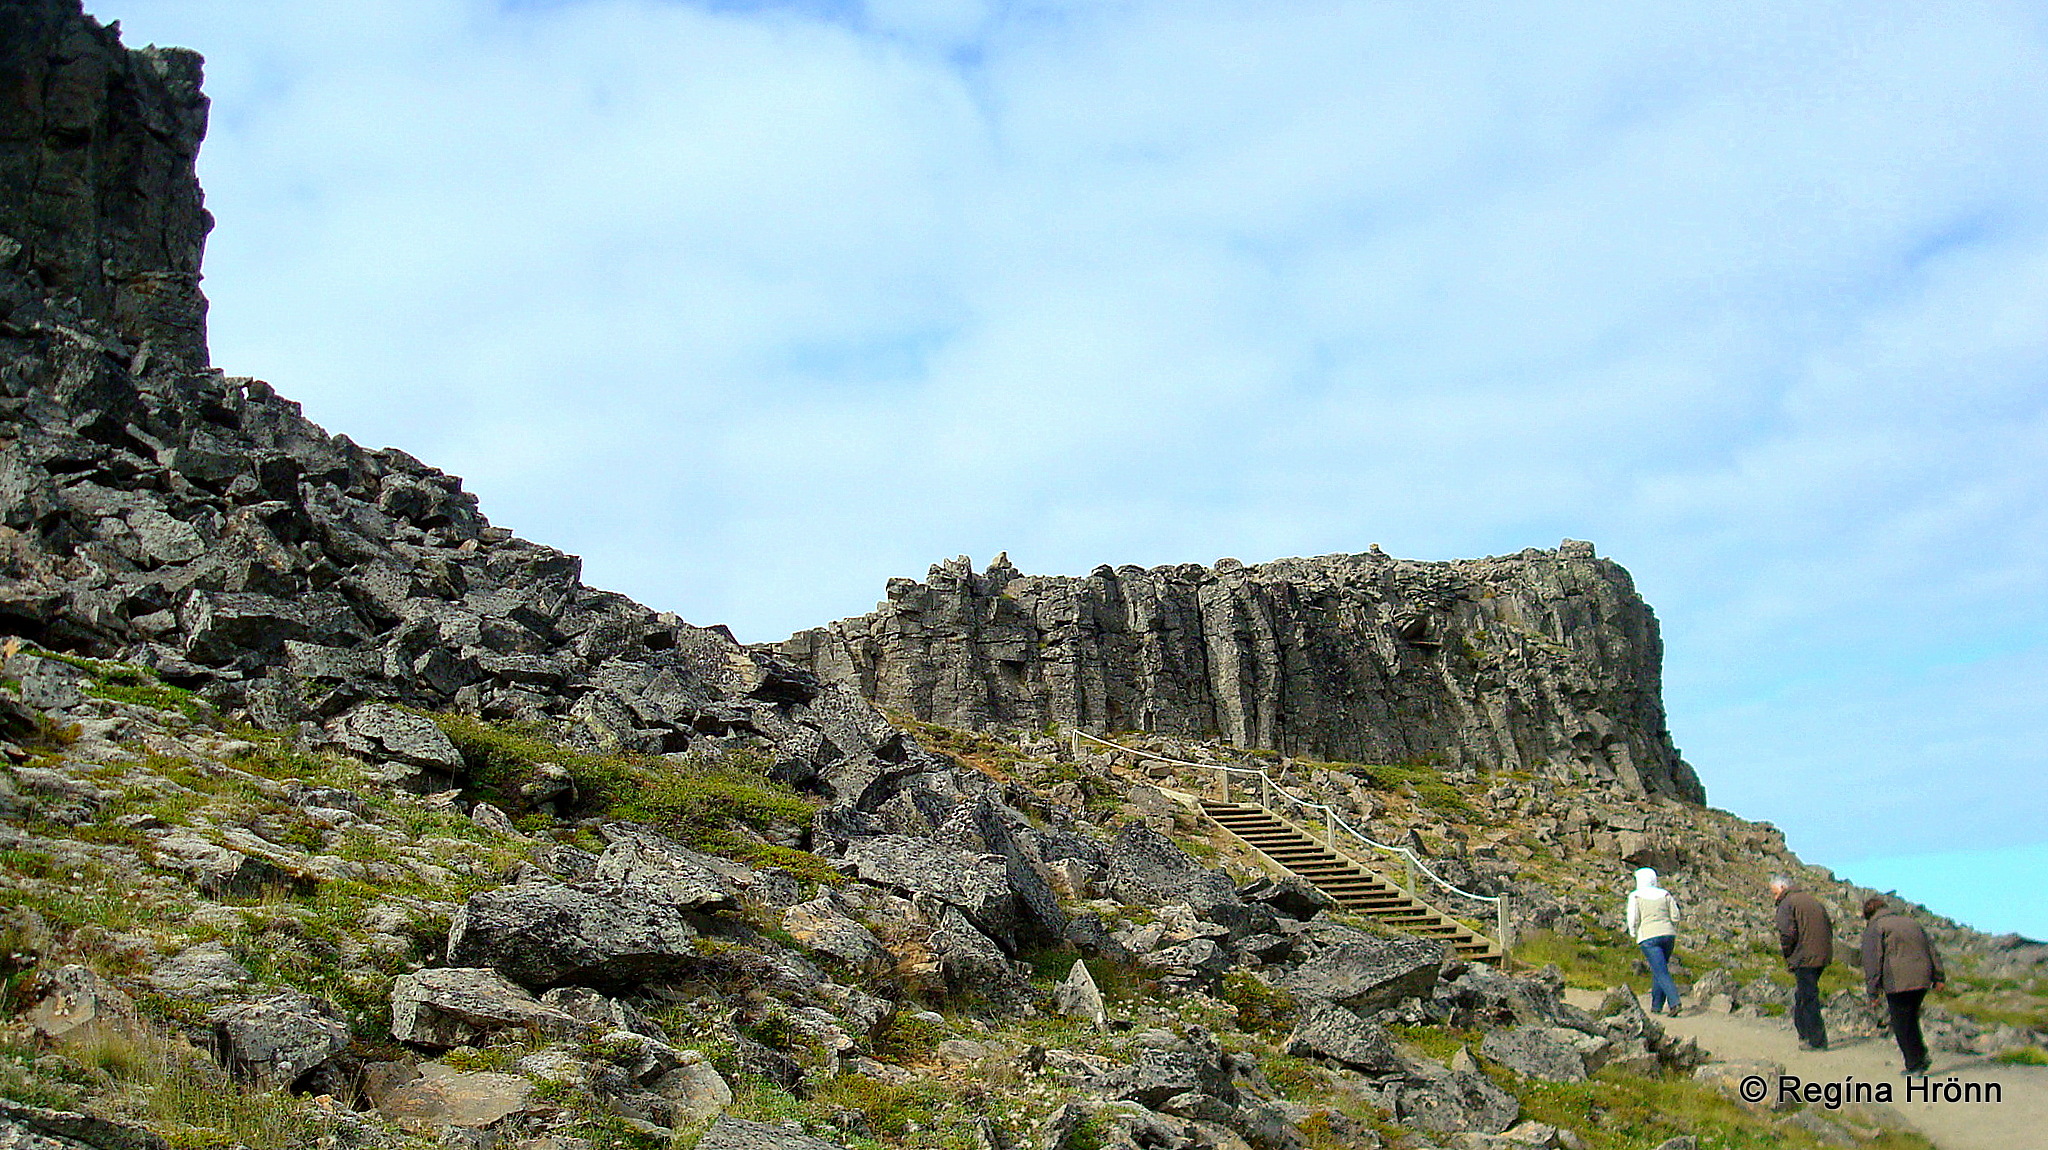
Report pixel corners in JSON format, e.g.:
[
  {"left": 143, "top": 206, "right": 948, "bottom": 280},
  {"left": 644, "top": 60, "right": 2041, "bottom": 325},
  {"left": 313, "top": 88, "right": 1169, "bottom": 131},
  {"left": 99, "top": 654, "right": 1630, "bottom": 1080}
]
[
  {"left": 1771, "top": 875, "right": 1833, "bottom": 1050},
  {"left": 1861, "top": 896, "right": 1945, "bottom": 1075}
]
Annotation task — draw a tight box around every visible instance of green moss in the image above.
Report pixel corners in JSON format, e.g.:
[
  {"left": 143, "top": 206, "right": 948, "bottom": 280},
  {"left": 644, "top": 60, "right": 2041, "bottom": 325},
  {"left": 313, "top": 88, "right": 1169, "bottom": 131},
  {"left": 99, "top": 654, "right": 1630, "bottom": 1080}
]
[
  {"left": 1994, "top": 1046, "right": 2048, "bottom": 1065},
  {"left": 1217, "top": 970, "right": 1299, "bottom": 1038},
  {"left": 1390, "top": 1024, "right": 1482, "bottom": 1063},
  {"left": 429, "top": 711, "right": 639, "bottom": 810}
]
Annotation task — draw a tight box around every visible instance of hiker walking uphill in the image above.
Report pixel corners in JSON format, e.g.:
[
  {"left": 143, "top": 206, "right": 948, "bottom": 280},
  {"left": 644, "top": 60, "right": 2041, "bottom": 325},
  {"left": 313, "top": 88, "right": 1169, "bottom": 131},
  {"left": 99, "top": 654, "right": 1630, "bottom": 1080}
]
[
  {"left": 1862, "top": 896, "right": 1946, "bottom": 1075},
  {"left": 1626, "top": 867, "right": 1683, "bottom": 1015},
  {"left": 1771, "top": 875, "right": 1834, "bottom": 1051}
]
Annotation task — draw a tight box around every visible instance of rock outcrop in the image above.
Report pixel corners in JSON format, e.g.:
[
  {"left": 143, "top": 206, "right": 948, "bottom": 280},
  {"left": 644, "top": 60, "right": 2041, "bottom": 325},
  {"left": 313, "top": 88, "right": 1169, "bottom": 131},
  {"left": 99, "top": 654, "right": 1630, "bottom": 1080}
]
[
  {"left": 0, "top": 0, "right": 923, "bottom": 811},
  {"left": 775, "top": 550, "right": 1705, "bottom": 801}
]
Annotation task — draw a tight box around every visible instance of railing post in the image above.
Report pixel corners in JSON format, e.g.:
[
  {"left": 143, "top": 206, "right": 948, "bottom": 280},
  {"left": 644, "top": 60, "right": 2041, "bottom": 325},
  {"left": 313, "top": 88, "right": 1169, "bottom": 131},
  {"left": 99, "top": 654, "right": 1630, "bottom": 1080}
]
[
  {"left": 1495, "top": 895, "right": 1513, "bottom": 957},
  {"left": 1403, "top": 854, "right": 1417, "bottom": 895}
]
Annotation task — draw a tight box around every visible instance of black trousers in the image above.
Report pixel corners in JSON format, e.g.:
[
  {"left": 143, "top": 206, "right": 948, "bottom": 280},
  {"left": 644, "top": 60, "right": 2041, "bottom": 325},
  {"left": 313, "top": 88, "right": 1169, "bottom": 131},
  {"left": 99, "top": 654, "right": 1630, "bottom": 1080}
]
[
  {"left": 1791, "top": 966, "right": 1828, "bottom": 1048},
  {"left": 1886, "top": 988, "right": 1929, "bottom": 1072}
]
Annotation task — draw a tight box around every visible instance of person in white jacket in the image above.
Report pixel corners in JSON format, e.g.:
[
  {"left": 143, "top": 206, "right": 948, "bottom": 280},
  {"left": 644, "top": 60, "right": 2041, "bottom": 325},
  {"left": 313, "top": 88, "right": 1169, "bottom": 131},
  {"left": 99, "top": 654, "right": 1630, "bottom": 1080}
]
[{"left": 1626, "top": 866, "right": 1683, "bottom": 1015}]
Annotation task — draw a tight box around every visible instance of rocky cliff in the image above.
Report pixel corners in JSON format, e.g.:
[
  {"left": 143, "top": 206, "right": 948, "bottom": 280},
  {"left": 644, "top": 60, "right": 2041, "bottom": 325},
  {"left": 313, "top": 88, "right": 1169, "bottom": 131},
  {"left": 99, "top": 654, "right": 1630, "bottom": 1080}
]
[
  {"left": 0, "top": 0, "right": 919, "bottom": 812},
  {"left": 775, "top": 548, "right": 1705, "bottom": 803}
]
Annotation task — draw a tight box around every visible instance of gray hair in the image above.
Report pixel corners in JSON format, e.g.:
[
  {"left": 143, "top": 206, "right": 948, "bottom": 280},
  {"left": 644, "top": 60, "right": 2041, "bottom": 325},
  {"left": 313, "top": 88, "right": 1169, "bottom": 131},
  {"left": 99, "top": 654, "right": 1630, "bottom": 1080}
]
[{"left": 1768, "top": 874, "right": 1792, "bottom": 890}]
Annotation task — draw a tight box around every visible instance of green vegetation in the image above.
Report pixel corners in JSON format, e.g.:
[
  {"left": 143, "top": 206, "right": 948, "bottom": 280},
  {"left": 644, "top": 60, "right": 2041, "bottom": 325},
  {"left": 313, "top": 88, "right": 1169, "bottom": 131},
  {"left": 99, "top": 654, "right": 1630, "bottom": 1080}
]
[
  {"left": 1300, "top": 756, "right": 1477, "bottom": 820},
  {"left": 430, "top": 711, "right": 638, "bottom": 809},
  {"left": 38, "top": 651, "right": 214, "bottom": 724},
  {"left": 1500, "top": 1064, "right": 1932, "bottom": 1150},
  {"left": 1994, "top": 1046, "right": 2048, "bottom": 1066},
  {"left": 1217, "top": 970, "right": 1299, "bottom": 1038},
  {"left": 890, "top": 714, "right": 1031, "bottom": 781},
  {"left": 0, "top": 1026, "right": 355, "bottom": 1150},
  {"left": 1513, "top": 929, "right": 1639, "bottom": 990},
  {"left": 430, "top": 712, "right": 840, "bottom": 882}
]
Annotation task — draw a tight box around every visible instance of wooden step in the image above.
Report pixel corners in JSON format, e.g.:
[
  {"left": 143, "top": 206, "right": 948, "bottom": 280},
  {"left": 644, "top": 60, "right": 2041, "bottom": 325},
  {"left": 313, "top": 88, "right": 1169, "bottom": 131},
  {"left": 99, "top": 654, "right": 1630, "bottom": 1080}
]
[{"left": 1202, "top": 799, "right": 1504, "bottom": 966}]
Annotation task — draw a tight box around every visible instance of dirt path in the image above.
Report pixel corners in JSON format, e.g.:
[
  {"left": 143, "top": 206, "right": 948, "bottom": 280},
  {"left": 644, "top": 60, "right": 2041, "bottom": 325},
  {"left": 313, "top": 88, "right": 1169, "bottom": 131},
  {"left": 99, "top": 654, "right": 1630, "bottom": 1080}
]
[{"left": 1563, "top": 991, "right": 2048, "bottom": 1149}]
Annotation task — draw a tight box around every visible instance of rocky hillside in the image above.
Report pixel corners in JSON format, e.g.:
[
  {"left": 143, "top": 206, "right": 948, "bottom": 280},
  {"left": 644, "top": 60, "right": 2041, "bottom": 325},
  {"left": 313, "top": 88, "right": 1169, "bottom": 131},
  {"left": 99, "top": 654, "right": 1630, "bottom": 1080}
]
[
  {"left": 772, "top": 550, "right": 1703, "bottom": 804},
  {"left": 0, "top": 5, "right": 2039, "bottom": 1150},
  {"left": 0, "top": 0, "right": 916, "bottom": 817}
]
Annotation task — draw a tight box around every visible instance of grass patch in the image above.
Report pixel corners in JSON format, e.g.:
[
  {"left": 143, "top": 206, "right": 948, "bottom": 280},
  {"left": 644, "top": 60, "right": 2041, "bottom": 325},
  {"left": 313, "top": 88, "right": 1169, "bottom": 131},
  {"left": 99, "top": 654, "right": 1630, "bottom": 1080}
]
[
  {"left": 1301, "top": 757, "right": 1477, "bottom": 820},
  {"left": 1513, "top": 929, "right": 1638, "bottom": 991},
  {"left": 38, "top": 651, "right": 213, "bottom": 724},
  {"left": 430, "top": 711, "right": 638, "bottom": 809},
  {"left": 1217, "top": 970, "right": 1299, "bottom": 1038},
  {"left": 889, "top": 715, "right": 1031, "bottom": 783},
  {"left": 1995, "top": 1046, "right": 2048, "bottom": 1066},
  {"left": 1504, "top": 1064, "right": 1933, "bottom": 1150}
]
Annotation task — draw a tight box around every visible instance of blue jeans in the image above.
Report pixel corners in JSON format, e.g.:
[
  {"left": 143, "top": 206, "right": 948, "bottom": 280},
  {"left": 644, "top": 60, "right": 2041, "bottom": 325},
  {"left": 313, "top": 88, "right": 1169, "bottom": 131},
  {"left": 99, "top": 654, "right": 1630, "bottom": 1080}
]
[{"left": 1640, "top": 935, "right": 1680, "bottom": 1012}]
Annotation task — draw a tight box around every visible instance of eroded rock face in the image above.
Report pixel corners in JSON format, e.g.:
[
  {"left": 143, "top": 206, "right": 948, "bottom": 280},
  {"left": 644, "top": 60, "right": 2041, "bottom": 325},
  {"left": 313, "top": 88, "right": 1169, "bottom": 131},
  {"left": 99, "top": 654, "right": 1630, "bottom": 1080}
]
[
  {"left": 0, "top": 1, "right": 923, "bottom": 805},
  {"left": 775, "top": 549, "right": 1704, "bottom": 802}
]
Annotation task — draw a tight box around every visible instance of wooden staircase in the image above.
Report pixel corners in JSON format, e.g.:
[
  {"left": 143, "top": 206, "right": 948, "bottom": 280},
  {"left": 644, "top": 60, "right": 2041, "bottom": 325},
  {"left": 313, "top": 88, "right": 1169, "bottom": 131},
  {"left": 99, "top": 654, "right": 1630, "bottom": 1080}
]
[{"left": 1200, "top": 800, "right": 1504, "bottom": 964}]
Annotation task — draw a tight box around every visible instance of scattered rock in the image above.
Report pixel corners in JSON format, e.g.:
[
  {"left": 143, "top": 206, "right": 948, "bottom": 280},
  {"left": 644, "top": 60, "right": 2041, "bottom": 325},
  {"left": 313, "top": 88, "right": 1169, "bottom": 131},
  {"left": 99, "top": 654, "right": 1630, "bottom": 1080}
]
[
  {"left": 1283, "top": 1002, "right": 1401, "bottom": 1073},
  {"left": 206, "top": 991, "right": 351, "bottom": 1090},
  {"left": 390, "top": 967, "right": 585, "bottom": 1048}
]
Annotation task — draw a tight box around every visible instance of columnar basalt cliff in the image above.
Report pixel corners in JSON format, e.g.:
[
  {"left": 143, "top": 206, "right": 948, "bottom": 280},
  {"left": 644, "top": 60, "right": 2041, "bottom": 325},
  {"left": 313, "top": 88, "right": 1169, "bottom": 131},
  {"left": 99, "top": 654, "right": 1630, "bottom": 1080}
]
[{"left": 775, "top": 547, "right": 1706, "bottom": 803}]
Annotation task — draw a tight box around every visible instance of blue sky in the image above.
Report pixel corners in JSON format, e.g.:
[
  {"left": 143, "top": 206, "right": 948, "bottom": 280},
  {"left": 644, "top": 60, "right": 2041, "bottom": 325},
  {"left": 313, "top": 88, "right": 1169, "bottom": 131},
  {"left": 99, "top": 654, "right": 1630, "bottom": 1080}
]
[{"left": 106, "top": 0, "right": 2048, "bottom": 939}]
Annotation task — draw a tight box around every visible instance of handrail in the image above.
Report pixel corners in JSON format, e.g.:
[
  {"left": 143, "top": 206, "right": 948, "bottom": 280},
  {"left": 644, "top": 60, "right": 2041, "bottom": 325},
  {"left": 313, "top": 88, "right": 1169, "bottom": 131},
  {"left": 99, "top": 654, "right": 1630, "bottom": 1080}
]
[{"left": 1069, "top": 729, "right": 1512, "bottom": 953}]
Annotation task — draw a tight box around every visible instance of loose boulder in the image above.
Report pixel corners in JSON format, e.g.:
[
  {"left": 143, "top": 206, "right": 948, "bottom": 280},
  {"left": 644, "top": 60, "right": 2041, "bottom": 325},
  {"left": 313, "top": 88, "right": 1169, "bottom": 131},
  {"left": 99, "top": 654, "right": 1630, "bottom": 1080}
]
[
  {"left": 1480, "top": 1026, "right": 1588, "bottom": 1082},
  {"left": 206, "top": 991, "right": 351, "bottom": 1090},
  {"left": 1280, "top": 931, "right": 1444, "bottom": 1012},
  {"left": 390, "top": 967, "right": 586, "bottom": 1048},
  {"left": 1282, "top": 1002, "right": 1401, "bottom": 1073},
  {"left": 446, "top": 882, "right": 700, "bottom": 989}
]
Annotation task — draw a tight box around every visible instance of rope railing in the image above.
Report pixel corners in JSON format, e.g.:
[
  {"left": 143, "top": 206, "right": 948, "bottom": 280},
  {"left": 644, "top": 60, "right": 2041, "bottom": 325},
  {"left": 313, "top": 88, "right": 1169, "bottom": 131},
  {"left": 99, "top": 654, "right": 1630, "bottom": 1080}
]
[{"left": 1069, "top": 728, "right": 1512, "bottom": 954}]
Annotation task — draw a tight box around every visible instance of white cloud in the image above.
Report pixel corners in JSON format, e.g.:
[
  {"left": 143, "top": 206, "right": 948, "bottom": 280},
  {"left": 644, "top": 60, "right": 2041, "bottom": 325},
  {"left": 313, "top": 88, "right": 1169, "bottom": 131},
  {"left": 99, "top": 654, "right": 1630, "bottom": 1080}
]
[{"left": 103, "top": 0, "right": 2048, "bottom": 906}]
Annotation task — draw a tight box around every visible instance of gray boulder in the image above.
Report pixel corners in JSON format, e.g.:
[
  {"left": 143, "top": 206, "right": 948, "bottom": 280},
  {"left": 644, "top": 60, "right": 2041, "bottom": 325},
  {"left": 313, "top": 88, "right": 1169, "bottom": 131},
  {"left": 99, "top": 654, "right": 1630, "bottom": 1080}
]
[
  {"left": 330, "top": 702, "right": 464, "bottom": 777},
  {"left": 1112, "top": 1037, "right": 1236, "bottom": 1110},
  {"left": 147, "top": 944, "right": 251, "bottom": 998},
  {"left": 839, "top": 835, "right": 1017, "bottom": 941},
  {"left": 930, "top": 909, "right": 1027, "bottom": 1003},
  {"left": 592, "top": 834, "right": 738, "bottom": 912},
  {"left": 1102, "top": 824, "right": 1238, "bottom": 913},
  {"left": 390, "top": 967, "right": 585, "bottom": 1048},
  {"left": 1282, "top": 1002, "right": 1401, "bottom": 1073},
  {"left": 780, "top": 895, "right": 890, "bottom": 974},
  {"left": 1053, "top": 960, "right": 1108, "bottom": 1030},
  {"left": 1139, "top": 938, "right": 1231, "bottom": 990},
  {"left": 539, "top": 987, "right": 666, "bottom": 1038},
  {"left": 11, "top": 656, "right": 83, "bottom": 711},
  {"left": 446, "top": 882, "right": 700, "bottom": 988},
  {"left": 206, "top": 991, "right": 351, "bottom": 1090},
  {"left": 0, "top": 1099, "right": 166, "bottom": 1150},
  {"left": 1480, "top": 1026, "right": 1588, "bottom": 1082},
  {"left": 1238, "top": 874, "right": 1336, "bottom": 919},
  {"left": 1382, "top": 1063, "right": 1519, "bottom": 1135},
  {"left": 696, "top": 1116, "right": 849, "bottom": 1150},
  {"left": 150, "top": 833, "right": 291, "bottom": 899},
  {"left": 1280, "top": 931, "right": 1444, "bottom": 1012}
]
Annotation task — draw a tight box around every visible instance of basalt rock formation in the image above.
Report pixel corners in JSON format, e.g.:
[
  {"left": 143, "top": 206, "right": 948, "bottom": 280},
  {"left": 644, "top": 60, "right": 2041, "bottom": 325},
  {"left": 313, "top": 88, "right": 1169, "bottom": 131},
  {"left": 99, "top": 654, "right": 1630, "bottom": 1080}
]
[{"left": 775, "top": 549, "right": 1706, "bottom": 803}]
